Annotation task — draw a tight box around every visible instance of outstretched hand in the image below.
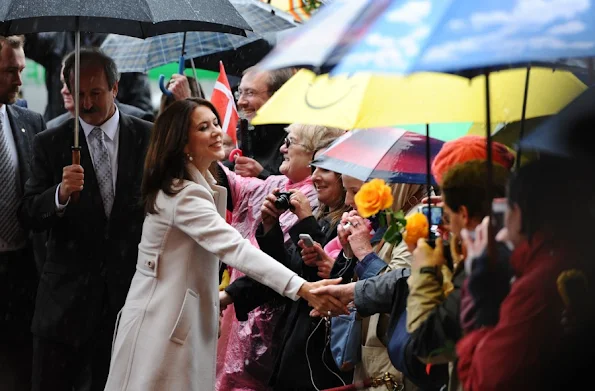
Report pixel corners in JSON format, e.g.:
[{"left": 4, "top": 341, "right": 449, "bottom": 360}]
[
  {"left": 298, "top": 278, "right": 349, "bottom": 317},
  {"left": 308, "top": 281, "right": 356, "bottom": 317}
]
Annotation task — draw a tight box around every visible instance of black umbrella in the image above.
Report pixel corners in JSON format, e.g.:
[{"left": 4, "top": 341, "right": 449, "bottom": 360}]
[
  {"left": 0, "top": 0, "right": 251, "bottom": 199},
  {"left": 0, "top": 0, "right": 251, "bottom": 37},
  {"left": 518, "top": 86, "right": 595, "bottom": 163},
  {"left": 185, "top": 35, "right": 276, "bottom": 76}
]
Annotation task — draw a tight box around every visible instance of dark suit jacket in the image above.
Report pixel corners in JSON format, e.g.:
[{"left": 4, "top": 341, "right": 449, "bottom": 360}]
[
  {"left": 46, "top": 101, "right": 154, "bottom": 129},
  {"left": 3, "top": 105, "right": 46, "bottom": 338},
  {"left": 18, "top": 113, "right": 152, "bottom": 346}
]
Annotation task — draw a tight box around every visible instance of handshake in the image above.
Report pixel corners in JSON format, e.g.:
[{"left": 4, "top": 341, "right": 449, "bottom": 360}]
[{"left": 219, "top": 278, "right": 357, "bottom": 318}]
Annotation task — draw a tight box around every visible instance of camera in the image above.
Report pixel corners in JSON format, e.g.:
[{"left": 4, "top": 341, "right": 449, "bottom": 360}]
[{"left": 274, "top": 192, "right": 294, "bottom": 211}]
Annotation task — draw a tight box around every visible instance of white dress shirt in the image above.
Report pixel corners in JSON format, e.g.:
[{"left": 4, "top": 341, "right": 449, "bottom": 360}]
[{"left": 55, "top": 106, "right": 120, "bottom": 209}]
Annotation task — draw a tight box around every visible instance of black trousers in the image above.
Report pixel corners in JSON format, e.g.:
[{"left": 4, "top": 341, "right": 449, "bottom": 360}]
[
  {"left": 32, "top": 293, "right": 117, "bottom": 391},
  {"left": 0, "top": 248, "right": 37, "bottom": 391}
]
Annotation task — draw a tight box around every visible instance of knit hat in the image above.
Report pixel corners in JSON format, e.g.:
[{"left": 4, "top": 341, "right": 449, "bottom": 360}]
[{"left": 431, "top": 136, "right": 515, "bottom": 186}]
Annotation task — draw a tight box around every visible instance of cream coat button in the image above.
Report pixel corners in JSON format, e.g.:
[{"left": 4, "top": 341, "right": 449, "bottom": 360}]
[{"left": 146, "top": 260, "right": 154, "bottom": 269}]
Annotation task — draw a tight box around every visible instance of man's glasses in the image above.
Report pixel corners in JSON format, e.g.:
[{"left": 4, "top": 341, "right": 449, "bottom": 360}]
[{"left": 234, "top": 88, "right": 268, "bottom": 100}]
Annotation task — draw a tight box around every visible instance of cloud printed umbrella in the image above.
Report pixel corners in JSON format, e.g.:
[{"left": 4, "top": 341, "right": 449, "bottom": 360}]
[
  {"left": 311, "top": 127, "right": 444, "bottom": 185},
  {"left": 259, "top": 0, "right": 595, "bottom": 76}
]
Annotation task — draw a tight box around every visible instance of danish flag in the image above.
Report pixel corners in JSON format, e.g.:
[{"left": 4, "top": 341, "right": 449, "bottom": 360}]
[{"left": 211, "top": 61, "right": 239, "bottom": 145}]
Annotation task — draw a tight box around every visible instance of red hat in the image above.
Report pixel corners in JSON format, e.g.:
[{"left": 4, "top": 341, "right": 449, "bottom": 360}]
[{"left": 431, "top": 136, "right": 515, "bottom": 185}]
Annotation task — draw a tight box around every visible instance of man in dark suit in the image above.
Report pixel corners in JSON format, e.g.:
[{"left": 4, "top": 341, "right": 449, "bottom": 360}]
[
  {"left": 0, "top": 34, "right": 47, "bottom": 391},
  {"left": 18, "top": 48, "right": 152, "bottom": 391}
]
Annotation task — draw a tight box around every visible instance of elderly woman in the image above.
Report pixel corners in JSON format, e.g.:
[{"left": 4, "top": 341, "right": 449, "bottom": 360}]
[
  {"left": 219, "top": 147, "right": 352, "bottom": 390},
  {"left": 216, "top": 124, "right": 346, "bottom": 390},
  {"left": 103, "top": 99, "right": 342, "bottom": 391}
]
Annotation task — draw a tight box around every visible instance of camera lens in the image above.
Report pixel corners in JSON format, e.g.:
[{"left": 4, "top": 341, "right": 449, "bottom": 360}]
[{"left": 274, "top": 193, "right": 292, "bottom": 211}]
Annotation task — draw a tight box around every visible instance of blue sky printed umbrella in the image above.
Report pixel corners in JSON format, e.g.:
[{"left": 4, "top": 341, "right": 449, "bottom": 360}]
[
  {"left": 101, "top": 0, "right": 297, "bottom": 73},
  {"left": 260, "top": 0, "right": 595, "bottom": 76}
]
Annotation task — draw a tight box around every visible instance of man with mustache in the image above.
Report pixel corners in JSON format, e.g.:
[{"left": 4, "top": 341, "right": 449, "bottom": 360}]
[
  {"left": 46, "top": 59, "right": 153, "bottom": 129},
  {"left": 0, "top": 34, "right": 46, "bottom": 391},
  {"left": 18, "top": 47, "right": 152, "bottom": 391}
]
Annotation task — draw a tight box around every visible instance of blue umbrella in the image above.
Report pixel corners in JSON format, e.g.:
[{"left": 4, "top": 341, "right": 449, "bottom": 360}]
[{"left": 260, "top": 0, "right": 595, "bottom": 76}]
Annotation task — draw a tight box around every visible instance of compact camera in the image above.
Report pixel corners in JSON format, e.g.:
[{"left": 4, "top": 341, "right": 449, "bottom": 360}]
[{"left": 274, "top": 192, "right": 294, "bottom": 211}]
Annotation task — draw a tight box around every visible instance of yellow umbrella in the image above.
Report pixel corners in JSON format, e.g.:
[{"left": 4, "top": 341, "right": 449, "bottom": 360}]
[{"left": 251, "top": 68, "right": 586, "bottom": 130}]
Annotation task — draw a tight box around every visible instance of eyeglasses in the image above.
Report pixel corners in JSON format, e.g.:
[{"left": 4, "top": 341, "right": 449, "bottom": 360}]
[
  {"left": 234, "top": 88, "right": 268, "bottom": 100},
  {"left": 284, "top": 137, "right": 308, "bottom": 150}
]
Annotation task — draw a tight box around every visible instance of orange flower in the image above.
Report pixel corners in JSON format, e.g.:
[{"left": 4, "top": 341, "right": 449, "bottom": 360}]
[
  {"left": 354, "top": 179, "right": 394, "bottom": 218},
  {"left": 404, "top": 212, "right": 429, "bottom": 247}
]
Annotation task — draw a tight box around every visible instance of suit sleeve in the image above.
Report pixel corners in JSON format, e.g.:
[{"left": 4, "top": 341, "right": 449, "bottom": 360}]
[
  {"left": 18, "top": 133, "right": 62, "bottom": 232},
  {"left": 354, "top": 268, "right": 400, "bottom": 316},
  {"left": 174, "top": 184, "right": 305, "bottom": 300}
]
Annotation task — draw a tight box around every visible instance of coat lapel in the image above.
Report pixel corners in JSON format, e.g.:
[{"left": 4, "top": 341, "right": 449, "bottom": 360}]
[
  {"left": 6, "top": 105, "right": 32, "bottom": 190},
  {"left": 187, "top": 164, "right": 227, "bottom": 219},
  {"left": 111, "top": 113, "right": 138, "bottom": 217}
]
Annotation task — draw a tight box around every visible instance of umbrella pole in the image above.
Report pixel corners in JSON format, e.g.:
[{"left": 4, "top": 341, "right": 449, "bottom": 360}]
[
  {"left": 425, "top": 123, "right": 432, "bottom": 241},
  {"left": 516, "top": 67, "right": 531, "bottom": 171},
  {"left": 485, "top": 72, "right": 495, "bottom": 263},
  {"left": 71, "top": 21, "right": 81, "bottom": 202}
]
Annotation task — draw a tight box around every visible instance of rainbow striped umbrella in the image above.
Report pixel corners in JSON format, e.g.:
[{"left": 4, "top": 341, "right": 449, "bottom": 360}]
[{"left": 311, "top": 127, "right": 444, "bottom": 185}]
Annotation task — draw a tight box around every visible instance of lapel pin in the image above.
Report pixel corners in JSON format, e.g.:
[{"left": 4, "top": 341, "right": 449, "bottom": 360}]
[{"left": 21, "top": 128, "right": 25, "bottom": 133}]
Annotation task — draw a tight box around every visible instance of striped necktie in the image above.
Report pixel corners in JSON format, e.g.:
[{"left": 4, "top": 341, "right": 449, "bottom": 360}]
[{"left": 90, "top": 127, "right": 114, "bottom": 217}]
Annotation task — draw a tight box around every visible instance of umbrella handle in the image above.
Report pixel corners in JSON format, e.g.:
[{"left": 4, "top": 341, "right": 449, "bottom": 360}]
[{"left": 158, "top": 56, "right": 186, "bottom": 97}]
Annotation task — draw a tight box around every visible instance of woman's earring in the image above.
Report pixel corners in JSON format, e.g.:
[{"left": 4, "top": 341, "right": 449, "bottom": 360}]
[{"left": 186, "top": 153, "right": 193, "bottom": 161}]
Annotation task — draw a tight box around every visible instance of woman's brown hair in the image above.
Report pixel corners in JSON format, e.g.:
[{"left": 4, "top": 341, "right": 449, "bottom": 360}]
[{"left": 142, "top": 98, "right": 221, "bottom": 214}]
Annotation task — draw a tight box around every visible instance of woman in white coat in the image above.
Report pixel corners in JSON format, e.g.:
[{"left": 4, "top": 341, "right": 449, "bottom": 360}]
[{"left": 104, "top": 98, "right": 346, "bottom": 390}]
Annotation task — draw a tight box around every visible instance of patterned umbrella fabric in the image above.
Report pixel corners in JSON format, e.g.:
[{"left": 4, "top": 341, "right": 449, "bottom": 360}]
[
  {"left": 101, "top": 0, "right": 297, "bottom": 73},
  {"left": 311, "top": 127, "right": 444, "bottom": 184},
  {"left": 258, "top": 0, "right": 595, "bottom": 76}
]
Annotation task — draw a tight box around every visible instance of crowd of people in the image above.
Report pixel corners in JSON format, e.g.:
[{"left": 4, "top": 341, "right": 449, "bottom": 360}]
[{"left": 0, "top": 31, "right": 594, "bottom": 391}]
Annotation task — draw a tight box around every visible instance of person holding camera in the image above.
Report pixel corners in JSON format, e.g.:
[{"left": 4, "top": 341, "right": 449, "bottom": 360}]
[
  {"left": 220, "top": 146, "right": 352, "bottom": 390},
  {"left": 216, "top": 124, "right": 346, "bottom": 390}
]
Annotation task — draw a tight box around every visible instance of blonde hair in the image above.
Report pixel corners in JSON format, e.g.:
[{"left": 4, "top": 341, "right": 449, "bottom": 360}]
[{"left": 286, "top": 123, "right": 346, "bottom": 153}]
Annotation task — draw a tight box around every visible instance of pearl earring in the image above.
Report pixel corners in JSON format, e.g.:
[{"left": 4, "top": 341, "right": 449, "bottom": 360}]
[{"left": 186, "top": 153, "right": 193, "bottom": 161}]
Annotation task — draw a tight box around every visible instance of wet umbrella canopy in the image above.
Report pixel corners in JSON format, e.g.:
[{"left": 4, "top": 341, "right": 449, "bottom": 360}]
[{"left": 0, "top": 0, "right": 252, "bottom": 37}]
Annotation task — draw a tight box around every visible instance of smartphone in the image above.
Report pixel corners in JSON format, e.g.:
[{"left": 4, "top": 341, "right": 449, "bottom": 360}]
[
  {"left": 492, "top": 198, "right": 507, "bottom": 233},
  {"left": 419, "top": 205, "right": 443, "bottom": 226},
  {"left": 299, "top": 234, "right": 315, "bottom": 247}
]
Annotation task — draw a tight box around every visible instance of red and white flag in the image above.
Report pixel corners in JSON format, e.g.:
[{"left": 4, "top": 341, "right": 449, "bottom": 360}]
[{"left": 211, "top": 61, "right": 239, "bottom": 145}]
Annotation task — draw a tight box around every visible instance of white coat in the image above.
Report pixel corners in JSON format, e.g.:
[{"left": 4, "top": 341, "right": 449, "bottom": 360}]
[{"left": 104, "top": 164, "right": 305, "bottom": 390}]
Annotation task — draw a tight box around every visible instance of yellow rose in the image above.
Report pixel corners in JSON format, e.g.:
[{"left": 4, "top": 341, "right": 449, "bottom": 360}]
[
  {"left": 354, "top": 179, "right": 394, "bottom": 218},
  {"left": 404, "top": 212, "right": 429, "bottom": 247}
]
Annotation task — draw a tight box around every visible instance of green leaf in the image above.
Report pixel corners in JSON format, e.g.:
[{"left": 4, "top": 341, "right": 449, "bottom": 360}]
[
  {"left": 383, "top": 224, "right": 402, "bottom": 245},
  {"left": 378, "top": 211, "right": 387, "bottom": 228}
]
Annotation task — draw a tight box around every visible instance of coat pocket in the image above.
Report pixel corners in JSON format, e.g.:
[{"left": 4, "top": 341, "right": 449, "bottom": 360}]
[{"left": 169, "top": 289, "right": 198, "bottom": 345}]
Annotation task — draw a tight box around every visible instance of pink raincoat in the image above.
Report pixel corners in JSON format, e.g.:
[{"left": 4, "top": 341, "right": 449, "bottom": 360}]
[{"left": 216, "top": 164, "right": 318, "bottom": 390}]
